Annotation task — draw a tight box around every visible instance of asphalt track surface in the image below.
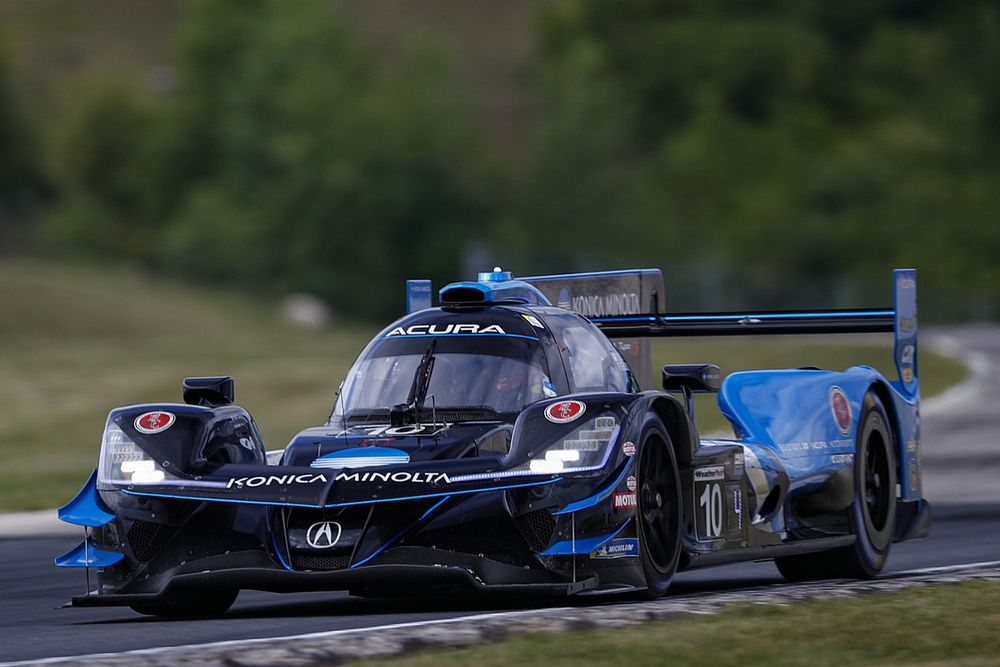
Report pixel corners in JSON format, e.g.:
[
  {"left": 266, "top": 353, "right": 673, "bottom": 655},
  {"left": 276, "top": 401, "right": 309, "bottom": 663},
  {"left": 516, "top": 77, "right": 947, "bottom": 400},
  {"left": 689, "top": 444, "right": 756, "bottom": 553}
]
[{"left": 2, "top": 326, "right": 998, "bottom": 664}]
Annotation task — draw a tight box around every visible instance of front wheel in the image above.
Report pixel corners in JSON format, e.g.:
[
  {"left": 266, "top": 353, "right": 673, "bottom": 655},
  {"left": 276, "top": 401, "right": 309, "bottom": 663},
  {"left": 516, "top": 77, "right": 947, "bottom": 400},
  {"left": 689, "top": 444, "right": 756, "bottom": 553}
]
[
  {"left": 776, "top": 390, "right": 897, "bottom": 581},
  {"left": 636, "top": 415, "right": 682, "bottom": 597}
]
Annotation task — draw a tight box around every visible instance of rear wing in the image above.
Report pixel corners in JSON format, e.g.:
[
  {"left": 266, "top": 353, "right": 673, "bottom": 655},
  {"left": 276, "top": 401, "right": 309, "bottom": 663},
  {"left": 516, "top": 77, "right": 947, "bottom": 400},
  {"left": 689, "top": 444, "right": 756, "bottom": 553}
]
[
  {"left": 592, "top": 308, "right": 895, "bottom": 337},
  {"left": 581, "top": 269, "right": 917, "bottom": 398},
  {"left": 405, "top": 268, "right": 917, "bottom": 396}
]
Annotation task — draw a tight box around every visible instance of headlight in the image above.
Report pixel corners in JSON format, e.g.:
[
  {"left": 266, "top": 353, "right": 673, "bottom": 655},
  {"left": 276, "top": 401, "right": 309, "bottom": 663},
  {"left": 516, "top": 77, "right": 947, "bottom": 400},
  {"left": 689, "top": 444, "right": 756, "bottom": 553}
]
[
  {"left": 97, "top": 419, "right": 171, "bottom": 488},
  {"left": 445, "top": 409, "right": 621, "bottom": 484},
  {"left": 523, "top": 414, "right": 619, "bottom": 474}
]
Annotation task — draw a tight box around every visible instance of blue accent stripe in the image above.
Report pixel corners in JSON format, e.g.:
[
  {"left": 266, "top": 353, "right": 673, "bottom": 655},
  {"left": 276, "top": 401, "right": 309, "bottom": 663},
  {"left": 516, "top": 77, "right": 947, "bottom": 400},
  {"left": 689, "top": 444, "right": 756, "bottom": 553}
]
[
  {"left": 539, "top": 520, "right": 630, "bottom": 556},
  {"left": 317, "top": 447, "right": 410, "bottom": 460},
  {"left": 123, "top": 477, "right": 562, "bottom": 509},
  {"left": 552, "top": 462, "right": 632, "bottom": 515},
  {"left": 379, "top": 333, "right": 539, "bottom": 341},
  {"left": 351, "top": 495, "right": 452, "bottom": 569},
  {"left": 593, "top": 310, "right": 895, "bottom": 324},
  {"left": 266, "top": 511, "right": 294, "bottom": 572}
]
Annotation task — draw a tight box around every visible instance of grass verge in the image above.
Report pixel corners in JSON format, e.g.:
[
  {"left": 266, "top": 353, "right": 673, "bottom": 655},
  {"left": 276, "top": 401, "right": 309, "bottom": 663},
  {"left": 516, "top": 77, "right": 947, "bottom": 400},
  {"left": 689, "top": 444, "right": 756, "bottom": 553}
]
[
  {"left": 347, "top": 580, "right": 1000, "bottom": 667},
  {"left": 0, "top": 259, "right": 968, "bottom": 510}
]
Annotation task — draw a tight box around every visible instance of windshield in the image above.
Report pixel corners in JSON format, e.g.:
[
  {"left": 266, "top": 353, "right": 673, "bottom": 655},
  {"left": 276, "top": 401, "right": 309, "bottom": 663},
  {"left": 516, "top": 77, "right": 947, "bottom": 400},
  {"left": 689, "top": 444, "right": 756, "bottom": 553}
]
[{"left": 332, "top": 335, "right": 554, "bottom": 421}]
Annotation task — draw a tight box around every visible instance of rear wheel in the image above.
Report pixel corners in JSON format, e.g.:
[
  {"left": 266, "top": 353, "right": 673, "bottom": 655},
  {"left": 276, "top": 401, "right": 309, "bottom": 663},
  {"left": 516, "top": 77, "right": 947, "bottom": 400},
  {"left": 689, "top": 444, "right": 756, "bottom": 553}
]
[
  {"left": 636, "top": 415, "right": 682, "bottom": 597},
  {"left": 130, "top": 588, "right": 238, "bottom": 618},
  {"left": 776, "top": 390, "right": 897, "bottom": 581}
]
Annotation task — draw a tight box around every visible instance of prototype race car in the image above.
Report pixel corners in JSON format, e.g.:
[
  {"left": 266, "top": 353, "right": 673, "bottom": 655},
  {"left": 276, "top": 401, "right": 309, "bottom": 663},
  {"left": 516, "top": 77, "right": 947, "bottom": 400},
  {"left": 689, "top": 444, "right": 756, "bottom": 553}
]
[{"left": 55, "top": 267, "right": 930, "bottom": 616}]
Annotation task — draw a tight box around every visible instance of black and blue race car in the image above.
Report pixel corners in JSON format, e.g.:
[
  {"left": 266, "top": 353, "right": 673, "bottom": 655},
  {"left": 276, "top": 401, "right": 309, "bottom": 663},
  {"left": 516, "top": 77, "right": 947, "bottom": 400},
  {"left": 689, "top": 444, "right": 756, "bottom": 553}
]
[{"left": 55, "top": 267, "right": 930, "bottom": 616}]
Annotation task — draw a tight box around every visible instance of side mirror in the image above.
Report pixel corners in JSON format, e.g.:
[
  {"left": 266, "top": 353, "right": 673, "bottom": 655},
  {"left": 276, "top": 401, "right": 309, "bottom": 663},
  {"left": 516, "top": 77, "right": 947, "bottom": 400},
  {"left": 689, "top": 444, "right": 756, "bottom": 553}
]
[
  {"left": 662, "top": 364, "right": 721, "bottom": 393},
  {"left": 183, "top": 376, "right": 235, "bottom": 407},
  {"left": 661, "top": 364, "right": 721, "bottom": 421}
]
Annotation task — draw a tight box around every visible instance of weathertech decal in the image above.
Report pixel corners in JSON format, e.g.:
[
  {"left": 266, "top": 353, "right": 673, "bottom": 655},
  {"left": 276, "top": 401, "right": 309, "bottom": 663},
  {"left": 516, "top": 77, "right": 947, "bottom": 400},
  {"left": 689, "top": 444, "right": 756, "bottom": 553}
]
[
  {"left": 386, "top": 324, "right": 506, "bottom": 336},
  {"left": 830, "top": 386, "right": 852, "bottom": 435},
  {"left": 693, "top": 466, "right": 725, "bottom": 482},
  {"left": 134, "top": 411, "right": 176, "bottom": 434},
  {"left": 225, "top": 470, "right": 452, "bottom": 489}
]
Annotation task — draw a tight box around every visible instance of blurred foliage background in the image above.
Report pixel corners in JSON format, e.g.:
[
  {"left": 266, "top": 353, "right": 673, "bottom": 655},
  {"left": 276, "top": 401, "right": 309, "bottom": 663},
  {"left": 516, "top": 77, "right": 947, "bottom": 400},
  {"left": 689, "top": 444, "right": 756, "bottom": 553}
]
[{"left": 1, "top": 0, "right": 999, "bottom": 321}]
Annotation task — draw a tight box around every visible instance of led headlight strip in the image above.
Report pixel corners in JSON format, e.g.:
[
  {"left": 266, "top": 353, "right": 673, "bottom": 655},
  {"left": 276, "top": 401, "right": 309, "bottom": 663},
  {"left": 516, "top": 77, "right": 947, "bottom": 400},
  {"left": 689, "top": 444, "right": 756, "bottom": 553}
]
[{"left": 449, "top": 418, "right": 620, "bottom": 483}]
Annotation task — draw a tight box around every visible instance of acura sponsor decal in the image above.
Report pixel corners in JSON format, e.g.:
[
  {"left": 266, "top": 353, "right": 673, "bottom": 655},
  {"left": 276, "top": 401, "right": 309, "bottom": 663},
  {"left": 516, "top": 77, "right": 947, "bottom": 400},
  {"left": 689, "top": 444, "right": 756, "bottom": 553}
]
[
  {"left": 225, "top": 470, "right": 452, "bottom": 489},
  {"left": 306, "top": 521, "right": 342, "bottom": 549},
  {"left": 386, "top": 323, "right": 506, "bottom": 336}
]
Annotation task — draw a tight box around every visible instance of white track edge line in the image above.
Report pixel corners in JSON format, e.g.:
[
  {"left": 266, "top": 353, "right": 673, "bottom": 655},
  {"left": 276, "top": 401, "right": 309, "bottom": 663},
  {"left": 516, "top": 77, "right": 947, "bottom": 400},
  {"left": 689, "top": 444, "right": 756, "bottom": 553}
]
[
  {"left": 5, "top": 559, "right": 1000, "bottom": 667},
  {"left": 891, "top": 559, "right": 1000, "bottom": 576},
  {"left": 0, "top": 605, "right": 573, "bottom": 667}
]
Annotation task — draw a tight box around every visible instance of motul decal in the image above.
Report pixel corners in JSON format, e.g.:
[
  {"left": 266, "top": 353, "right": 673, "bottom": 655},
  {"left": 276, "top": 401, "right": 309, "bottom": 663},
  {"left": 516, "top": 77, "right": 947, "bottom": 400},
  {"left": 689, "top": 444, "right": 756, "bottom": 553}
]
[{"left": 613, "top": 492, "right": 637, "bottom": 509}]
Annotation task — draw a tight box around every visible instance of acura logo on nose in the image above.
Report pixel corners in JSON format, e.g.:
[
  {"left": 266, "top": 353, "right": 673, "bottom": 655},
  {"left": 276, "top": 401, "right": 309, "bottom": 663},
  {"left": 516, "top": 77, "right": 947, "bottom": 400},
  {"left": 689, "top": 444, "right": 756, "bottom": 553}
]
[{"left": 306, "top": 521, "right": 342, "bottom": 549}]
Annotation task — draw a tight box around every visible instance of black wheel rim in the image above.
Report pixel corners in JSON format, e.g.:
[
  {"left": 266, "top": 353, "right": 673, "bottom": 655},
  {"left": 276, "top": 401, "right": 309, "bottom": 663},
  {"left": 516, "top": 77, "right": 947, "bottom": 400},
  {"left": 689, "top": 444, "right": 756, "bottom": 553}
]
[
  {"left": 638, "top": 436, "right": 678, "bottom": 574},
  {"left": 863, "top": 430, "right": 891, "bottom": 532}
]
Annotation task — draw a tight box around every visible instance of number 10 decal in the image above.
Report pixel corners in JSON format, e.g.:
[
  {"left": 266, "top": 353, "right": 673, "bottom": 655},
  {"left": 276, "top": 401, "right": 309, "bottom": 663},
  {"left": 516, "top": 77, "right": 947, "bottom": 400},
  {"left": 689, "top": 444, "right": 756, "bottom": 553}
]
[
  {"left": 693, "top": 466, "right": 726, "bottom": 542},
  {"left": 699, "top": 482, "right": 724, "bottom": 539}
]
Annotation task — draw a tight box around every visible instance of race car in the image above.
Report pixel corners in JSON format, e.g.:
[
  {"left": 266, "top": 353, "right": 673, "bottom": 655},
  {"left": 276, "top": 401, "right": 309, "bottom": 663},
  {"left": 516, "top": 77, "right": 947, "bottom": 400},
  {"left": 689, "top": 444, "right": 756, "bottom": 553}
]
[{"left": 55, "top": 267, "right": 931, "bottom": 616}]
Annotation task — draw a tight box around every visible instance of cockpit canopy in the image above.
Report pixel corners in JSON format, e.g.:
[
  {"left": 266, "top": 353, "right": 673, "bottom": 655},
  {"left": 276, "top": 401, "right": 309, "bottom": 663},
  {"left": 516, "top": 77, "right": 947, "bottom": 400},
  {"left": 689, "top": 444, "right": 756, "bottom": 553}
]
[
  {"left": 331, "top": 306, "right": 635, "bottom": 424},
  {"left": 333, "top": 334, "right": 552, "bottom": 421}
]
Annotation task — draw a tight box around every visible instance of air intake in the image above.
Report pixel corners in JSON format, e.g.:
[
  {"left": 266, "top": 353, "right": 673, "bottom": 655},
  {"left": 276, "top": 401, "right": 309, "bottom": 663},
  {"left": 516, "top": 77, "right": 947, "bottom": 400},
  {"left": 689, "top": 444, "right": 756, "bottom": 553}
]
[{"left": 439, "top": 267, "right": 551, "bottom": 307}]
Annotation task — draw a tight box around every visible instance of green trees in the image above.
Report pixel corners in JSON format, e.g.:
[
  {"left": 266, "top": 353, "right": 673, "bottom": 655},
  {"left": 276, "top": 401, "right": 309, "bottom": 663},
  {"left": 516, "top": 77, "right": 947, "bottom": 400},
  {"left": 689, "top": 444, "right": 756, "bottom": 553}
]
[
  {"left": 0, "top": 47, "right": 47, "bottom": 246},
  {"left": 527, "top": 0, "right": 1000, "bottom": 314},
  {"left": 21, "top": 0, "right": 1000, "bottom": 319},
  {"left": 43, "top": 0, "right": 480, "bottom": 319}
]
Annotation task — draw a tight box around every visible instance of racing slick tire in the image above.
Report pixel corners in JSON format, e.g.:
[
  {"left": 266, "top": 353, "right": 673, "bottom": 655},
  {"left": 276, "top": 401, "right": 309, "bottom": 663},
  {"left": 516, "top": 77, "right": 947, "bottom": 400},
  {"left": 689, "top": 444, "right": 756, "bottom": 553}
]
[
  {"left": 129, "top": 588, "right": 239, "bottom": 618},
  {"left": 636, "top": 415, "right": 682, "bottom": 598},
  {"left": 776, "top": 390, "right": 897, "bottom": 581}
]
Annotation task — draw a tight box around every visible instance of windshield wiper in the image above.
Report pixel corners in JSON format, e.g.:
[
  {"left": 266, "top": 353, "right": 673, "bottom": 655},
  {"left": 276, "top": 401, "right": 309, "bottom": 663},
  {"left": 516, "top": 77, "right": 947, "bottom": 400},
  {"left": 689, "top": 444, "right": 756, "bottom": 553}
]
[{"left": 393, "top": 339, "right": 437, "bottom": 426}]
